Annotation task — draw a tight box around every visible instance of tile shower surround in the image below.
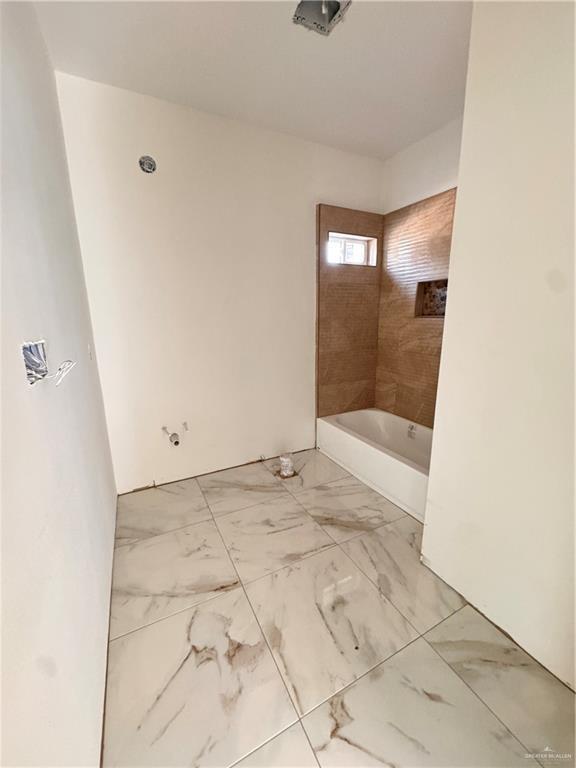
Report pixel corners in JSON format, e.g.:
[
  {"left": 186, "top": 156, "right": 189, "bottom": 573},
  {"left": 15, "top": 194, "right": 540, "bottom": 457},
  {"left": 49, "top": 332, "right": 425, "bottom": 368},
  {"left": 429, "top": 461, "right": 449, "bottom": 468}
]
[
  {"left": 104, "top": 449, "right": 574, "bottom": 767},
  {"left": 376, "top": 190, "right": 455, "bottom": 427},
  {"left": 317, "top": 204, "right": 383, "bottom": 418},
  {"left": 317, "top": 190, "right": 456, "bottom": 427}
]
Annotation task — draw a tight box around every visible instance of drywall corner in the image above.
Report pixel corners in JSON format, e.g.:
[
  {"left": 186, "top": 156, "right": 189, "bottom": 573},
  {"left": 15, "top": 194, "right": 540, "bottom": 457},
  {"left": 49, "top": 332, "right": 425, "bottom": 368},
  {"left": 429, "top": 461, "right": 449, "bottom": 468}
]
[
  {"left": 380, "top": 117, "right": 463, "bottom": 214},
  {"left": 422, "top": 1, "right": 574, "bottom": 688},
  {"left": 2, "top": 3, "right": 117, "bottom": 763}
]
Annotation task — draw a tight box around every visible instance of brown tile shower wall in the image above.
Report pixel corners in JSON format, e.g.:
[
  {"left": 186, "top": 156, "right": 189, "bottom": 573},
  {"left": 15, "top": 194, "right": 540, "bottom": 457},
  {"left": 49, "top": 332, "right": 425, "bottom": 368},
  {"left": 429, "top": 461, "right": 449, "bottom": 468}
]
[
  {"left": 317, "top": 205, "right": 383, "bottom": 417},
  {"left": 375, "top": 189, "right": 456, "bottom": 428}
]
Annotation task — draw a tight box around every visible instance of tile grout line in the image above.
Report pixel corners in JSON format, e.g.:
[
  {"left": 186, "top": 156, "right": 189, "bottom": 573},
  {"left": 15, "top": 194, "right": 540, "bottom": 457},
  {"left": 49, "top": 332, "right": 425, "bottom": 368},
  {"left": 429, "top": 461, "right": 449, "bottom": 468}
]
[
  {"left": 282, "top": 490, "right": 342, "bottom": 545},
  {"left": 109, "top": 457, "right": 566, "bottom": 767},
  {"left": 281, "top": 468, "right": 467, "bottom": 647},
  {"left": 110, "top": 464, "right": 362, "bottom": 641},
  {"left": 99, "top": 500, "right": 121, "bottom": 767},
  {"left": 208, "top": 461, "right": 430, "bottom": 629},
  {"left": 201, "top": 458, "right": 430, "bottom": 762},
  {"left": 116, "top": 450, "right": 401, "bottom": 550},
  {"left": 110, "top": 461, "right": 445, "bottom": 645},
  {"left": 257, "top": 469, "right": 507, "bottom": 736},
  {"left": 208, "top": 472, "right": 340, "bottom": 586},
  {"left": 280, "top": 475, "right": 374, "bottom": 548},
  {"left": 414, "top": 602, "right": 467, "bottom": 636},
  {"left": 282, "top": 471, "right": 410, "bottom": 545},
  {"left": 209, "top": 491, "right": 289, "bottom": 521},
  {"left": 115, "top": 458, "right": 545, "bottom": 766},
  {"left": 298, "top": 632, "right": 426, "bottom": 721},
  {"left": 333, "top": 526, "right": 467, "bottom": 640},
  {"left": 107, "top": 583, "right": 243, "bottom": 643},
  {"left": 115, "top": 484, "right": 295, "bottom": 549},
  {"left": 113, "top": 512, "right": 216, "bottom": 550},
  {"left": 214, "top": 462, "right": 436, "bottom": 738},
  {"left": 229, "top": 545, "right": 432, "bottom": 763},
  {"left": 115, "top": 460, "right": 474, "bottom": 750},
  {"left": 110, "top": 470, "right": 350, "bottom": 751},
  {"left": 226, "top": 721, "right": 321, "bottom": 768},
  {"left": 114, "top": 477, "right": 322, "bottom": 550},
  {"left": 423, "top": 635, "right": 542, "bottom": 765},
  {"left": 110, "top": 501, "right": 244, "bottom": 641},
  {"left": 297, "top": 591, "right": 547, "bottom": 728},
  {"left": 237, "top": 540, "right": 340, "bottom": 589},
  {"left": 208, "top": 454, "right": 370, "bottom": 589},
  {"left": 334, "top": 533, "right": 424, "bottom": 639},
  {"left": 119, "top": 453, "right": 286, "bottom": 498},
  {"left": 196, "top": 481, "right": 306, "bottom": 768},
  {"left": 300, "top": 719, "right": 324, "bottom": 768},
  {"left": 108, "top": 520, "right": 496, "bottom": 744},
  {"left": 116, "top": 466, "right": 291, "bottom": 549},
  {"left": 282, "top": 475, "right": 435, "bottom": 639}
]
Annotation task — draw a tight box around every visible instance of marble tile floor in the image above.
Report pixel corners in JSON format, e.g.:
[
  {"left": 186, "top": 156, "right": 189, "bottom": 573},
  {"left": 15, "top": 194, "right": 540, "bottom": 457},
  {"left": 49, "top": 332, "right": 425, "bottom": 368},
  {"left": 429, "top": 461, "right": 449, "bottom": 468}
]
[{"left": 105, "top": 449, "right": 575, "bottom": 767}]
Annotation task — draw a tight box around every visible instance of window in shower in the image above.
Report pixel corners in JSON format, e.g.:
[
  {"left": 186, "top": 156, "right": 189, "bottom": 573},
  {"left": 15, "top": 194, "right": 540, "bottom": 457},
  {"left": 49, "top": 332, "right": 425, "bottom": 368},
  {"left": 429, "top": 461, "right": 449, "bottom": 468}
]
[{"left": 327, "top": 232, "right": 378, "bottom": 266}]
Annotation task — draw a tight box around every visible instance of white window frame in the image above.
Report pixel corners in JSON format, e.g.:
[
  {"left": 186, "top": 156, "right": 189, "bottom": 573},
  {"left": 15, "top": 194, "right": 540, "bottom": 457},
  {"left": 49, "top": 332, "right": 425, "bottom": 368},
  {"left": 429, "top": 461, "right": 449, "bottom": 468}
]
[{"left": 327, "top": 232, "right": 378, "bottom": 267}]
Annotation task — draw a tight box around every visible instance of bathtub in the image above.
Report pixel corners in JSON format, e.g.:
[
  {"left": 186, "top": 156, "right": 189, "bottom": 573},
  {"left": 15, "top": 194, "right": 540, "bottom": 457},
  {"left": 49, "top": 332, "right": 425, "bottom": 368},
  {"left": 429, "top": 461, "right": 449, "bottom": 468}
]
[{"left": 317, "top": 408, "right": 432, "bottom": 521}]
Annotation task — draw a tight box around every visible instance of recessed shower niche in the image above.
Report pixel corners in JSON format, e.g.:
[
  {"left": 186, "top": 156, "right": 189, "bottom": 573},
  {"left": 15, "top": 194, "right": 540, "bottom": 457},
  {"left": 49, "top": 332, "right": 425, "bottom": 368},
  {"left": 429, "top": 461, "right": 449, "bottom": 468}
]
[{"left": 415, "top": 279, "right": 448, "bottom": 317}]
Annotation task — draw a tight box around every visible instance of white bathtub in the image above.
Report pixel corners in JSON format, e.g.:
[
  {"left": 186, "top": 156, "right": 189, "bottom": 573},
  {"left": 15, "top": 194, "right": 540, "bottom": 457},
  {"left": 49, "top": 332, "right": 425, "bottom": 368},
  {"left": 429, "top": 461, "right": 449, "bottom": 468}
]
[{"left": 317, "top": 408, "right": 432, "bottom": 521}]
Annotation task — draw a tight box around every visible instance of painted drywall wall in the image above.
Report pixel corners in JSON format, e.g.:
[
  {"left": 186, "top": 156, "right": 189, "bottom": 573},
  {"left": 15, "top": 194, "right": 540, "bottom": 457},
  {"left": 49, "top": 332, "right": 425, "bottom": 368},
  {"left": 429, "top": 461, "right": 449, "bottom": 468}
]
[
  {"left": 1, "top": 5, "right": 117, "bottom": 765},
  {"left": 56, "top": 74, "right": 385, "bottom": 494},
  {"left": 422, "top": 2, "right": 574, "bottom": 688},
  {"left": 380, "top": 118, "right": 462, "bottom": 214}
]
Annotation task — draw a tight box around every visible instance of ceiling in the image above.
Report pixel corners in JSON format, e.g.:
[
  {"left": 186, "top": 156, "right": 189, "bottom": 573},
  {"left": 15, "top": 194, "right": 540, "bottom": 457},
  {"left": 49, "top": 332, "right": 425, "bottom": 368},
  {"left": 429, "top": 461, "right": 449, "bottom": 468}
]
[{"left": 36, "top": 1, "right": 472, "bottom": 160}]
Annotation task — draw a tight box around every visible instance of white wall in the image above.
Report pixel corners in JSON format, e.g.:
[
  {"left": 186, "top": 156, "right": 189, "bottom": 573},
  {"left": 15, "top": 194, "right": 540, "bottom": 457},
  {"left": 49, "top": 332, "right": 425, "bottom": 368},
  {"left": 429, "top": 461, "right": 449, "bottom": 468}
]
[
  {"left": 422, "top": 2, "right": 574, "bottom": 688},
  {"left": 380, "top": 117, "right": 462, "bottom": 213},
  {"left": 1, "top": 4, "right": 117, "bottom": 765},
  {"left": 56, "top": 74, "right": 385, "bottom": 494}
]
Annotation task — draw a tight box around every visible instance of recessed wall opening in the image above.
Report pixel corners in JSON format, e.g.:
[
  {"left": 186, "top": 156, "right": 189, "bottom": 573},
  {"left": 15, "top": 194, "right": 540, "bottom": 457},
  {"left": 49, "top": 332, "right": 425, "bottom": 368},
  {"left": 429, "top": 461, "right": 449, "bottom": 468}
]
[
  {"left": 327, "top": 232, "right": 378, "bottom": 266},
  {"left": 415, "top": 278, "right": 449, "bottom": 317}
]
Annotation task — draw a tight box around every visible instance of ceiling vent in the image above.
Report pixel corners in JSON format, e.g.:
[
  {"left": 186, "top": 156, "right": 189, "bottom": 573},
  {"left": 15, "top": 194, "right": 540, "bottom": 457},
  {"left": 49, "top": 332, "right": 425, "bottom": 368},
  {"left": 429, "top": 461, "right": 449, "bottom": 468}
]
[{"left": 293, "top": 1, "right": 351, "bottom": 36}]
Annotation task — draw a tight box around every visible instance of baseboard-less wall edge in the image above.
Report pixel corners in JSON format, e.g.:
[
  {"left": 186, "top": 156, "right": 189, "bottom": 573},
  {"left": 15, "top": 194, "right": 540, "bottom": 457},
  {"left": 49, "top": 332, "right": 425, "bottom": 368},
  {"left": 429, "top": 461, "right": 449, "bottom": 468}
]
[
  {"left": 421, "top": 2, "right": 574, "bottom": 693},
  {"left": 117, "top": 446, "right": 317, "bottom": 496},
  {"left": 419, "top": 551, "right": 576, "bottom": 694},
  {"left": 99, "top": 505, "right": 118, "bottom": 768}
]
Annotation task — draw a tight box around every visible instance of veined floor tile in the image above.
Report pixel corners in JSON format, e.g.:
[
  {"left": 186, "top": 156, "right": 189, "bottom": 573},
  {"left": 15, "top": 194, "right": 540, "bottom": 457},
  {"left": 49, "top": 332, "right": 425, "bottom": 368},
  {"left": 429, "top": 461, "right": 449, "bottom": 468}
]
[
  {"left": 264, "top": 449, "right": 349, "bottom": 493},
  {"left": 302, "top": 638, "right": 535, "bottom": 767},
  {"left": 197, "top": 462, "right": 287, "bottom": 517},
  {"left": 342, "top": 517, "right": 465, "bottom": 633},
  {"left": 245, "top": 547, "right": 417, "bottom": 715},
  {"left": 103, "top": 590, "right": 297, "bottom": 767},
  {"left": 110, "top": 520, "right": 240, "bottom": 639},
  {"left": 234, "top": 723, "right": 318, "bottom": 768},
  {"left": 295, "top": 477, "right": 406, "bottom": 543},
  {"left": 217, "top": 495, "right": 335, "bottom": 583},
  {"left": 115, "top": 477, "right": 210, "bottom": 546},
  {"left": 426, "top": 606, "right": 575, "bottom": 765}
]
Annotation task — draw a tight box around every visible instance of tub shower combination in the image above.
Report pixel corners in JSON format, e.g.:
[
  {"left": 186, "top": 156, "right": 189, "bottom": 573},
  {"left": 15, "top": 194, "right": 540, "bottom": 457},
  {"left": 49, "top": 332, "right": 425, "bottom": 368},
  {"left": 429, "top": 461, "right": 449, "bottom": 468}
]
[{"left": 317, "top": 408, "right": 432, "bottom": 521}]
